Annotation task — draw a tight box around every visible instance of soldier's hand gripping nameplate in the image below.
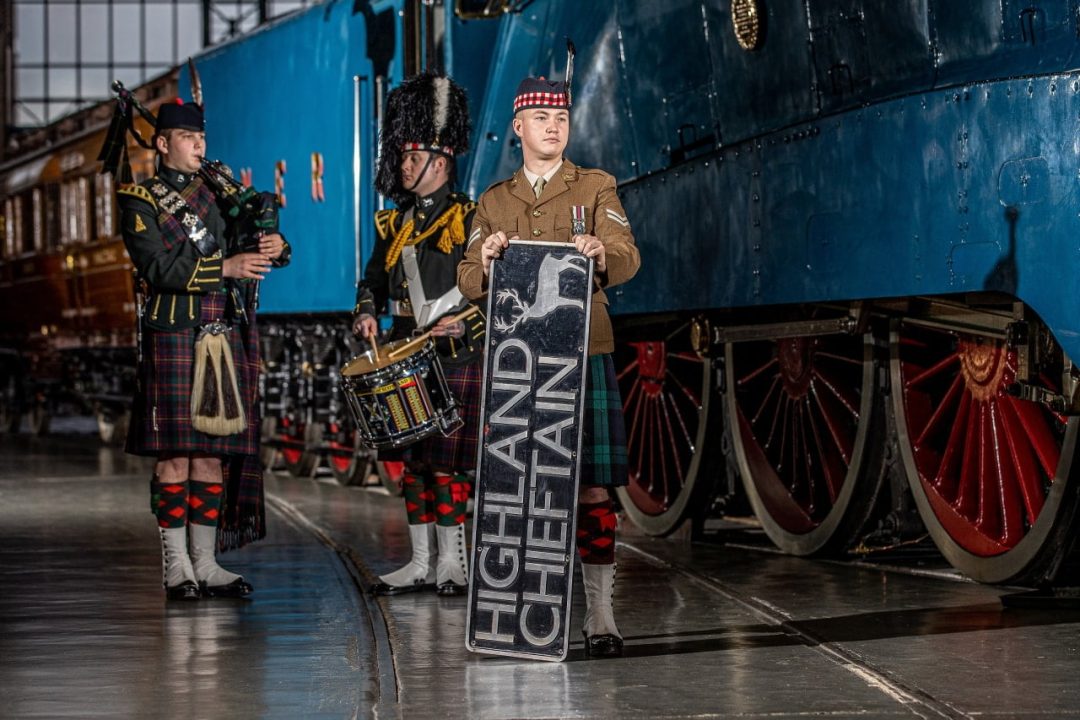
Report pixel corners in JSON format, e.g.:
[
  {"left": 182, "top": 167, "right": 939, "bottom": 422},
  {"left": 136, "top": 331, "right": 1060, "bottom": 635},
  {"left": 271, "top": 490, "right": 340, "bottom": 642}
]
[{"left": 465, "top": 241, "right": 594, "bottom": 662}]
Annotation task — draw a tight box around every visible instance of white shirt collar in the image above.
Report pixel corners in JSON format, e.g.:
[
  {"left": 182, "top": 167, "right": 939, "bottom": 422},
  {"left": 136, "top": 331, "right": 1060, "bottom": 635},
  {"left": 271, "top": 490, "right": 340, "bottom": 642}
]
[{"left": 522, "top": 160, "right": 564, "bottom": 187}]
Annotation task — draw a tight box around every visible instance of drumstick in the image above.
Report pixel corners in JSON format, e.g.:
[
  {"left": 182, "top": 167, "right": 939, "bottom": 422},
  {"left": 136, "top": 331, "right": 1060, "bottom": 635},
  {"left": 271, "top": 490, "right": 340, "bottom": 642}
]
[
  {"left": 369, "top": 332, "right": 381, "bottom": 362},
  {"left": 387, "top": 306, "right": 481, "bottom": 358}
]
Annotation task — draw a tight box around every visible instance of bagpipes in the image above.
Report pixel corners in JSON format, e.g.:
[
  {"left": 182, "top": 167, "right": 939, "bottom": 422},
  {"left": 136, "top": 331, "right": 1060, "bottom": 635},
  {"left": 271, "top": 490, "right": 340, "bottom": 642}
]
[{"left": 197, "top": 158, "right": 281, "bottom": 250}]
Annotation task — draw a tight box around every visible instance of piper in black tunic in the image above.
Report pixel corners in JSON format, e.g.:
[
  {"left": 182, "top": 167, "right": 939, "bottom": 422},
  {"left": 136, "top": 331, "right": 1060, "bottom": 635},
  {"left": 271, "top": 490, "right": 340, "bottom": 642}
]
[
  {"left": 117, "top": 101, "right": 290, "bottom": 600},
  {"left": 352, "top": 73, "right": 482, "bottom": 597}
]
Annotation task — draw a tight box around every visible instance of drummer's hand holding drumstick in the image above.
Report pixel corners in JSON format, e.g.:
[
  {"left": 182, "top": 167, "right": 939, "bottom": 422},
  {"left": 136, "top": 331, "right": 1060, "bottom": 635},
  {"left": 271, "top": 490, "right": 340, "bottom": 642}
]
[
  {"left": 352, "top": 313, "right": 378, "bottom": 340},
  {"left": 429, "top": 314, "right": 465, "bottom": 338},
  {"left": 480, "top": 230, "right": 517, "bottom": 275}
]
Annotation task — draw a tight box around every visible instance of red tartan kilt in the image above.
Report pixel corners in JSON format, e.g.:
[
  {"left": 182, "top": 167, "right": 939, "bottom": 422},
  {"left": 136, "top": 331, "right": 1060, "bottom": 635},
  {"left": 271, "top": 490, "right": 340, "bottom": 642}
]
[
  {"left": 390, "top": 360, "right": 482, "bottom": 472},
  {"left": 126, "top": 292, "right": 260, "bottom": 457}
]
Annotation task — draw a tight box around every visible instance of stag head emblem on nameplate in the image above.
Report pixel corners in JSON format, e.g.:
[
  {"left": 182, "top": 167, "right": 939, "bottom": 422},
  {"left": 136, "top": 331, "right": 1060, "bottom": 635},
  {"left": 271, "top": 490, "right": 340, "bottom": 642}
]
[{"left": 492, "top": 254, "right": 589, "bottom": 334}]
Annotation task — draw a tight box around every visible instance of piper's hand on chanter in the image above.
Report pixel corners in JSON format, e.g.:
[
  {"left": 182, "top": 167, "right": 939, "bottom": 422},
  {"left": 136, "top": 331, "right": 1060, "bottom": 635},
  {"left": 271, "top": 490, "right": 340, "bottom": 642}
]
[
  {"left": 258, "top": 232, "right": 286, "bottom": 259},
  {"left": 481, "top": 231, "right": 516, "bottom": 275},
  {"left": 573, "top": 234, "right": 606, "bottom": 273},
  {"left": 223, "top": 252, "right": 272, "bottom": 280},
  {"left": 429, "top": 314, "right": 465, "bottom": 338},
  {"left": 352, "top": 313, "right": 378, "bottom": 340}
]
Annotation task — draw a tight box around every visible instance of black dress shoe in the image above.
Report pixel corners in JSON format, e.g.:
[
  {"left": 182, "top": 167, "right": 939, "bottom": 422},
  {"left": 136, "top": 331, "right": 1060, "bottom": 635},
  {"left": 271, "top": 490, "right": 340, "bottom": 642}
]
[
  {"left": 436, "top": 581, "right": 467, "bottom": 597},
  {"left": 369, "top": 580, "right": 434, "bottom": 596},
  {"left": 166, "top": 581, "right": 201, "bottom": 601},
  {"left": 200, "top": 578, "right": 253, "bottom": 598},
  {"left": 583, "top": 632, "right": 624, "bottom": 658}
]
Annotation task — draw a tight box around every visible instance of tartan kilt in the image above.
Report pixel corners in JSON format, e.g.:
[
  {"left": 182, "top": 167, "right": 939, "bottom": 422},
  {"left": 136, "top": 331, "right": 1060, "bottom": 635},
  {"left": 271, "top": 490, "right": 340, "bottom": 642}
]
[
  {"left": 126, "top": 292, "right": 260, "bottom": 457},
  {"left": 380, "top": 359, "right": 482, "bottom": 473},
  {"left": 580, "top": 354, "right": 629, "bottom": 488}
]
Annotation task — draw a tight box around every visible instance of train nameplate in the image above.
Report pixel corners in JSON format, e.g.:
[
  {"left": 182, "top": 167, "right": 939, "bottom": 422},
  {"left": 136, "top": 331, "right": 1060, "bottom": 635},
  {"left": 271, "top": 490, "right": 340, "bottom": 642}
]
[
  {"left": 466, "top": 241, "right": 594, "bottom": 662},
  {"left": 732, "top": 0, "right": 763, "bottom": 51}
]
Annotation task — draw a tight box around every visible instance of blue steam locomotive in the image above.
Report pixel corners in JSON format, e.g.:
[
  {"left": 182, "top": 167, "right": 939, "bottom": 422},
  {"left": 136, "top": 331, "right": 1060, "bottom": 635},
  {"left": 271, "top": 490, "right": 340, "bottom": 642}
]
[{"left": 8, "top": 0, "right": 1080, "bottom": 586}]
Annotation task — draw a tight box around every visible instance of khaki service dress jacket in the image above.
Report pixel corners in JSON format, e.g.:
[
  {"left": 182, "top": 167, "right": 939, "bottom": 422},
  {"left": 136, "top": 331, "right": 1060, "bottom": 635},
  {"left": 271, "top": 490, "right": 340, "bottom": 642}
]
[{"left": 457, "top": 159, "right": 640, "bottom": 355}]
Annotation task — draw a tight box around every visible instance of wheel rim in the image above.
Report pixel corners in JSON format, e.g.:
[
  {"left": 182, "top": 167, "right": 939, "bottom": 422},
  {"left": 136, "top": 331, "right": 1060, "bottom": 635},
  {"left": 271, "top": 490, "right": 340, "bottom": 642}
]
[
  {"left": 613, "top": 321, "right": 712, "bottom": 537},
  {"left": 260, "top": 416, "right": 281, "bottom": 469},
  {"left": 377, "top": 461, "right": 405, "bottom": 494},
  {"left": 891, "top": 322, "right": 1080, "bottom": 582},
  {"left": 326, "top": 421, "right": 373, "bottom": 485},
  {"left": 726, "top": 331, "right": 883, "bottom": 555},
  {"left": 327, "top": 423, "right": 355, "bottom": 473},
  {"left": 279, "top": 416, "right": 304, "bottom": 468}
]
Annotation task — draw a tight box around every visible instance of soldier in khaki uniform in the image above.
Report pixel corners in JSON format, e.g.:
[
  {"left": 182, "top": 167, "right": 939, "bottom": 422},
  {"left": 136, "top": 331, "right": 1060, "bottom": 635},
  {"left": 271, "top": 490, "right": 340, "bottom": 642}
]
[{"left": 457, "top": 76, "right": 640, "bottom": 658}]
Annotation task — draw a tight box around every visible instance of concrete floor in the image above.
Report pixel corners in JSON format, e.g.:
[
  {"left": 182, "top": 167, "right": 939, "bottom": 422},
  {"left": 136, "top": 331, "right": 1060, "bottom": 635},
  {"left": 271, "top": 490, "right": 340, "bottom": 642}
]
[{"left": 3, "top": 430, "right": 1080, "bottom": 719}]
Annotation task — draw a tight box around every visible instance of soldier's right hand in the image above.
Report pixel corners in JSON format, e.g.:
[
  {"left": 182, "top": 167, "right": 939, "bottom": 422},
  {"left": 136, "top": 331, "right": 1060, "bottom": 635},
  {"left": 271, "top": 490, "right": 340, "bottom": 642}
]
[
  {"left": 481, "top": 231, "right": 515, "bottom": 275},
  {"left": 353, "top": 313, "right": 378, "bottom": 339},
  {"left": 223, "top": 252, "right": 272, "bottom": 280}
]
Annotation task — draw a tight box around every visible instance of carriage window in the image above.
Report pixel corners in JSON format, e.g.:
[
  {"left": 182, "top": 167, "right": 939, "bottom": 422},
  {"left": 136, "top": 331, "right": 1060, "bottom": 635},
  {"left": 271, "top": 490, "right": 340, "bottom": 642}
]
[
  {"left": 17, "top": 193, "right": 33, "bottom": 255},
  {"left": 59, "top": 179, "right": 89, "bottom": 244},
  {"left": 76, "top": 177, "right": 90, "bottom": 243},
  {"left": 45, "top": 185, "right": 61, "bottom": 250},
  {"left": 32, "top": 189, "right": 44, "bottom": 251},
  {"left": 2, "top": 199, "right": 13, "bottom": 259},
  {"left": 94, "top": 174, "right": 115, "bottom": 239},
  {"left": 59, "top": 183, "right": 72, "bottom": 245}
]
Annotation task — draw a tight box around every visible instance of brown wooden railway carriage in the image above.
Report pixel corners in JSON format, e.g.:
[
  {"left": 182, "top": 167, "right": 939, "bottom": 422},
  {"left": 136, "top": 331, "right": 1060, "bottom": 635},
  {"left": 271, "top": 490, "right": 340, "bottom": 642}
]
[{"left": 0, "top": 72, "right": 177, "bottom": 440}]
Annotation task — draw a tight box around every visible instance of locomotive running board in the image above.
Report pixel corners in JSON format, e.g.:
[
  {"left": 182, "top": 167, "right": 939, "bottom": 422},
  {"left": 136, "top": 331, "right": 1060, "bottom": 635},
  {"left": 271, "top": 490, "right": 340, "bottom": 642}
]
[{"left": 465, "top": 241, "right": 594, "bottom": 662}]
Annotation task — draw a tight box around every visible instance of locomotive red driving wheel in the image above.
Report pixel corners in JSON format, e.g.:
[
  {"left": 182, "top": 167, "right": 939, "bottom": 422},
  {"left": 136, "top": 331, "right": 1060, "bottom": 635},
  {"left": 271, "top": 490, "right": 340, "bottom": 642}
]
[
  {"left": 613, "top": 321, "right": 715, "bottom": 536},
  {"left": 326, "top": 421, "right": 373, "bottom": 486},
  {"left": 279, "top": 415, "right": 319, "bottom": 477},
  {"left": 890, "top": 322, "right": 1080, "bottom": 584},
  {"left": 725, "top": 330, "right": 887, "bottom": 555}
]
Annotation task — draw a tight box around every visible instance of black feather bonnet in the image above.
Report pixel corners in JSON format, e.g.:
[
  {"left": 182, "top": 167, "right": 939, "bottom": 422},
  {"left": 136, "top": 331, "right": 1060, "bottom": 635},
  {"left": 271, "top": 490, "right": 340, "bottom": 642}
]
[{"left": 375, "top": 72, "right": 471, "bottom": 205}]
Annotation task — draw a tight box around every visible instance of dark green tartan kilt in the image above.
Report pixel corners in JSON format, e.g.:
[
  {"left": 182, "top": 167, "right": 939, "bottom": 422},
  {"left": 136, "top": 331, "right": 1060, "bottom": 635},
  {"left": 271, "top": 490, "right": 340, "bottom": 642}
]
[
  {"left": 580, "top": 354, "right": 629, "bottom": 488},
  {"left": 126, "top": 293, "right": 259, "bottom": 457}
]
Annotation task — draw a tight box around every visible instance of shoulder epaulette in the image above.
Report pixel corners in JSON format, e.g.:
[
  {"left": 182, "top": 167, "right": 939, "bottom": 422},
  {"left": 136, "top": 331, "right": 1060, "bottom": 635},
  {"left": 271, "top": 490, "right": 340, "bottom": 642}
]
[
  {"left": 482, "top": 178, "right": 511, "bottom": 196},
  {"left": 374, "top": 209, "right": 398, "bottom": 240},
  {"left": 117, "top": 184, "right": 156, "bottom": 209},
  {"left": 575, "top": 166, "right": 610, "bottom": 178}
]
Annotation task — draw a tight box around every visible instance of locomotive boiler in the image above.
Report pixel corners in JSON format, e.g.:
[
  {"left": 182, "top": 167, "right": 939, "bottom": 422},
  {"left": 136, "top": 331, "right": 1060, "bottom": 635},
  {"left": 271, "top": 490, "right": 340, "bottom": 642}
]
[{"left": 5, "top": 0, "right": 1080, "bottom": 586}]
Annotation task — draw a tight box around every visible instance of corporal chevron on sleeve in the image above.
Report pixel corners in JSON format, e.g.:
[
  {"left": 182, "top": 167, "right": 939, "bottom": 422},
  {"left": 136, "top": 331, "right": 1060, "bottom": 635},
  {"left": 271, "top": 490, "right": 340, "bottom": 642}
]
[{"left": 604, "top": 208, "right": 630, "bottom": 227}]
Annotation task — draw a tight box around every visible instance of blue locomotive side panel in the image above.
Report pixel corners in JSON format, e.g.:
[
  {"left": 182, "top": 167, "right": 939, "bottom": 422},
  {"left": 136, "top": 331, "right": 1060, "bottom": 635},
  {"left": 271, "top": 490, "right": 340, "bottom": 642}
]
[
  {"left": 179, "top": 1, "right": 498, "bottom": 317},
  {"left": 179, "top": 4, "right": 383, "bottom": 315},
  {"left": 465, "top": 0, "right": 1080, "bottom": 359}
]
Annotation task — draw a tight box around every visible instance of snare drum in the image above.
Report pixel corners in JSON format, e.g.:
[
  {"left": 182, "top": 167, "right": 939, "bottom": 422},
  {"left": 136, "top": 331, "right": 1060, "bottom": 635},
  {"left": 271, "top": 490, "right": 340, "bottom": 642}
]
[{"left": 340, "top": 338, "right": 463, "bottom": 450}]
